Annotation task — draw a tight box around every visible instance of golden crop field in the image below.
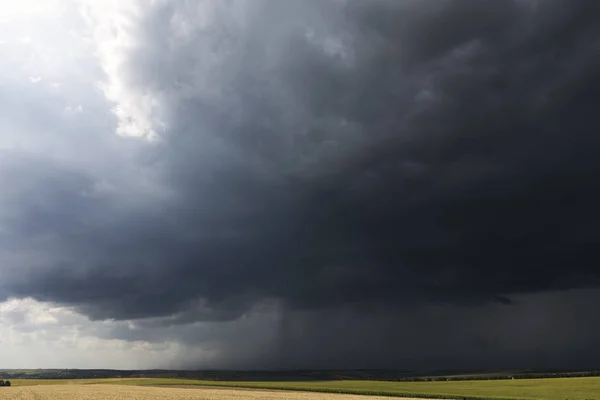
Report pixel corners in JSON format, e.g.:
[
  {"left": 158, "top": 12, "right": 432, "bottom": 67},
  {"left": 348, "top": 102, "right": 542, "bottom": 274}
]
[{"left": 0, "top": 384, "right": 430, "bottom": 400}]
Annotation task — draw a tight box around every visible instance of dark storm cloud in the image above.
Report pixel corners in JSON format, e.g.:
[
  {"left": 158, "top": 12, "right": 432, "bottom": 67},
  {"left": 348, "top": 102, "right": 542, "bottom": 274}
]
[{"left": 3, "top": 0, "right": 600, "bottom": 368}]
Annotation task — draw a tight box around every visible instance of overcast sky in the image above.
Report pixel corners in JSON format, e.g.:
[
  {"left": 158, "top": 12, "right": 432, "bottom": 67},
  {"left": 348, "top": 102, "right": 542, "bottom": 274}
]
[{"left": 1, "top": 0, "right": 600, "bottom": 370}]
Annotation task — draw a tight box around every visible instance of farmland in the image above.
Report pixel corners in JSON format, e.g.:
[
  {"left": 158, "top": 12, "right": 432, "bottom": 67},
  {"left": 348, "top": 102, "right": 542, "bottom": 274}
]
[
  {"left": 0, "top": 384, "right": 425, "bottom": 400},
  {"left": 1, "top": 376, "right": 599, "bottom": 400}
]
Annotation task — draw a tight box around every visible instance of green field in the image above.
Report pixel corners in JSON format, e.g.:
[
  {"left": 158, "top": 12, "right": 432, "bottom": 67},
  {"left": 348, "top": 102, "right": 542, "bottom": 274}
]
[{"left": 6, "top": 376, "right": 600, "bottom": 400}]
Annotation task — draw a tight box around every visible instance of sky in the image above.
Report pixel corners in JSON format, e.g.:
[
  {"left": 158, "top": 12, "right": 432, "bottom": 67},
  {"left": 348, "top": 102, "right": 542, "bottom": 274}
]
[{"left": 0, "top": 0, "right": 600, "bottom": 370}]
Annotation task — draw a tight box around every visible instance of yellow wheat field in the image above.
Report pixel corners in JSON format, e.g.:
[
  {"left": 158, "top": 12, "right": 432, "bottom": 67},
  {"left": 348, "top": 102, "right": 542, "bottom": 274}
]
[{"left": 0, "top": 384, "right": 433, "bottom": 400}]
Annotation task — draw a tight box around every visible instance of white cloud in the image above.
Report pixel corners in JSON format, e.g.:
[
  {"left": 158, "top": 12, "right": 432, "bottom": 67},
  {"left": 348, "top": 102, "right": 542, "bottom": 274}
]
[
  {"left": 0, "top": 297, "right": 215, "bottom": 369},
  {"left": 77, "top": 0, "right": 260, "bottom": 141},
  {"left": 77, "top": 0, "right": 166, "bottom": 140}
]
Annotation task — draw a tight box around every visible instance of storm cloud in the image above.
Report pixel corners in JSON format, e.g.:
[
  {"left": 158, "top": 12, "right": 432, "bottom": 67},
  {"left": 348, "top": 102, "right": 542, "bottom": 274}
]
[{"left": 1, "top": 0, "right": 600, "bottom": 369}]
